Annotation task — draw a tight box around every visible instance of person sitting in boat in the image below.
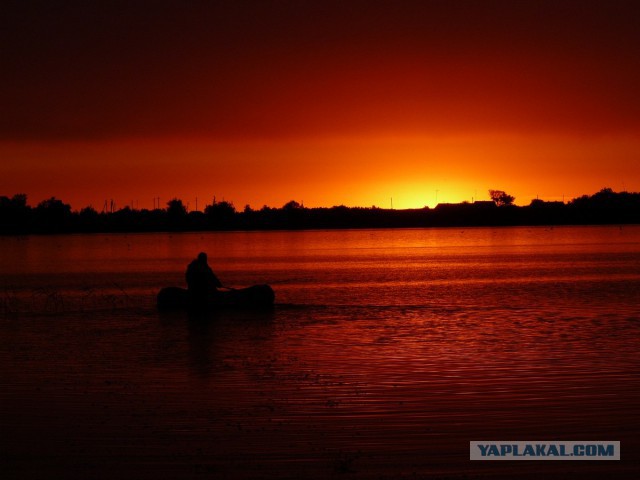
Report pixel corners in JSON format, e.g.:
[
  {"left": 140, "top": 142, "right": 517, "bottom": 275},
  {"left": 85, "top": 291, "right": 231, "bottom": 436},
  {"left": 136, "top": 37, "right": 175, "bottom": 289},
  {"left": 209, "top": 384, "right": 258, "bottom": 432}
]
[{"left": 185, "top": 252, "right": 223, "bottom": 305}]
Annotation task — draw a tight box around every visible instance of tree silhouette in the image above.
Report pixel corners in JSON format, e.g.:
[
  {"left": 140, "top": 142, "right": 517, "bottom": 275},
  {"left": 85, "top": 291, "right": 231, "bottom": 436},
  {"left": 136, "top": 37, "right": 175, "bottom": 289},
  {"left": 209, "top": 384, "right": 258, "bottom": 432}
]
[
  {"left": 166, "top": 198, "right": 188, "bottom": 230},
  {"left": 204, "top": 200, "right": 236, "bottom": 228},
  {"left": 167, "top": 198, "right": 187, "bottom": 216},
  {"left": 0, "top": 194, "right": 30, "bottom": 232},
  {"left": 282, "top": 200, "right": 303, "bottom": 211},
  {"left": 489, "top": 190, "right": 515, "bottom": 207},
  {"left": 34, "top": 197, "right": 73, "bottom": 231}
]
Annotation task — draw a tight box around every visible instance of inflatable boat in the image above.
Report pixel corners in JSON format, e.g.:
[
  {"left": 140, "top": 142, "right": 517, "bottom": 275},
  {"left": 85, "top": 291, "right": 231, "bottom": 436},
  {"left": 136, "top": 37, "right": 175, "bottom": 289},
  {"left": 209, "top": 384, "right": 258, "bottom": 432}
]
[{"left": 157, "top": 284, "right": 275, "bottom": 311}]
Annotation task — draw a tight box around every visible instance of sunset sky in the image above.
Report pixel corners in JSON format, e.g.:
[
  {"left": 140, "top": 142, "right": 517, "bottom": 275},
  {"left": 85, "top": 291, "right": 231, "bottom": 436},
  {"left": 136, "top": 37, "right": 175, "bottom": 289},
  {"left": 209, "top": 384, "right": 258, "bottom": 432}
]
[{"left": 2, "top": 0, "right": 640, "bottom": 210}]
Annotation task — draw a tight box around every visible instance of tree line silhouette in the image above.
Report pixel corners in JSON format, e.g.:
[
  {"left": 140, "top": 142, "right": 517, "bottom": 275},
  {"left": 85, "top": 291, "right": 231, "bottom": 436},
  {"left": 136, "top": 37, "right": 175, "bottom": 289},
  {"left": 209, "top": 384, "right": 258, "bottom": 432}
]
[{"left": 1, "top": 188, "right": 639, "bottom": 234}]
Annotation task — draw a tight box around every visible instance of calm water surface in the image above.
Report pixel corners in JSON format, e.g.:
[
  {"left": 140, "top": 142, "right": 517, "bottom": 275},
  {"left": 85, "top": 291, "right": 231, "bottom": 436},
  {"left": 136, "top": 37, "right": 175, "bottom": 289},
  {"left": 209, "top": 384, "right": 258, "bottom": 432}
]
[{"left": 2, "top": 226, "right": 640, "bottom": 479}]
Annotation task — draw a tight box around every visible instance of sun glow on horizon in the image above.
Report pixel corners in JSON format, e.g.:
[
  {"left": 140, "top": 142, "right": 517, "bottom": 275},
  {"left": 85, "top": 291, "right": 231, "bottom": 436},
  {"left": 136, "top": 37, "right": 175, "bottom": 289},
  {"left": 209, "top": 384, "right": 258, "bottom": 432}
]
[
  {"left": 1, "top": 133, "right": 639, "bottom": 212},
  {"left": 2, "top": 2, "right": 640, "bottom": 218}
]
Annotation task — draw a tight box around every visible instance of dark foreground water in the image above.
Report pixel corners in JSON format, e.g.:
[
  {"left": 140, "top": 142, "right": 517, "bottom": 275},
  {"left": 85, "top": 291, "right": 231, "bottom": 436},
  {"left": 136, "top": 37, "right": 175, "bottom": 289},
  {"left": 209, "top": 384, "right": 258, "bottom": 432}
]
[{"left": 1, "top": 226, "right": 640, "bottom": 479}]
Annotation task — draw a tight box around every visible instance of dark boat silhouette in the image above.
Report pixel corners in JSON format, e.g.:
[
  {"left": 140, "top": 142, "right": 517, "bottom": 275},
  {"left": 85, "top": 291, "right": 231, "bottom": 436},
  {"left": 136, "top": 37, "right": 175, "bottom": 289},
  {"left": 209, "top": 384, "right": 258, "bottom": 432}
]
[{"left": 157, "top": 284, "right": 275, "bottom": 310}]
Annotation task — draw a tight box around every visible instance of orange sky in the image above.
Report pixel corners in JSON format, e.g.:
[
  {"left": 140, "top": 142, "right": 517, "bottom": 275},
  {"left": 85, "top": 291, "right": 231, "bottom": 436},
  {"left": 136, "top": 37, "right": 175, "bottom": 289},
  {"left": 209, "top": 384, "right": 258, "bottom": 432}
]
[{"left": 2, "top": 1, "right": 639, "bottom": 210}]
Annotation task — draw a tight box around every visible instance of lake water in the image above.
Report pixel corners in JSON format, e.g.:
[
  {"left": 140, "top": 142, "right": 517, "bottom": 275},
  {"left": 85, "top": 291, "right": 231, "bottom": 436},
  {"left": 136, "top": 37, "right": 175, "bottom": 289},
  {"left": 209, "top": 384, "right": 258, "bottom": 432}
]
[{"left": 2, "top": 226, "right": 640, "bottom": 479}]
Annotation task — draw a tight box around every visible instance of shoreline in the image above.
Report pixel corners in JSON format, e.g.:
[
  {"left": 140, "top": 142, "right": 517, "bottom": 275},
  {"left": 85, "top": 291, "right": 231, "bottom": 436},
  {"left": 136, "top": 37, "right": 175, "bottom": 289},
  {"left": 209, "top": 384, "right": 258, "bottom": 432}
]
[
  {"left": 2, "top": 189, "right": 640, "bottom": 235},
  {"left": 2, "top": 220, "right": 640, "bottom": 237}
]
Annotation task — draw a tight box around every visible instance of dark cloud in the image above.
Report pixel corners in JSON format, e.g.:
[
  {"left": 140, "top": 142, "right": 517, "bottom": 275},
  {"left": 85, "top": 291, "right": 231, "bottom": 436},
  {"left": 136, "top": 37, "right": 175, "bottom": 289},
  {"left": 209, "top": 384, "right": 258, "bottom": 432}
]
[{"left": 2, "top": 0, "right": 640, "bottom": 140}]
